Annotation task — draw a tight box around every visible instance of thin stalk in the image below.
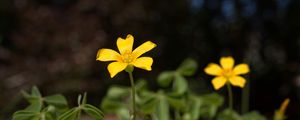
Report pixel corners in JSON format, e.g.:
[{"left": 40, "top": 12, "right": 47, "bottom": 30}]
[
  {"left": 242, "top": 78, "right": 250, "bottom": 113},
  {"left": 175, "top": 110, "right": 181, "bottom": 120},
  {"left": 128, "top": 72, "right": 136, "bottom": 120},
  {"left": 226, "top": 82, "right": 233, "bottom": 110}
]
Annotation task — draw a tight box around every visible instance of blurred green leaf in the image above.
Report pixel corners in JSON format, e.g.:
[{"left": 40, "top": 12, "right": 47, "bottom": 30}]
[
  {"left": 107, "top": 86, "right": 130, "bottom": 99},
  {"left": 242, "top": 111, "right": 266, "bottom": 120},
  {"left": 24, "top": 102, "right": 42, "bottom": 112},
  {"left": 217, "top": 109, "right": 242, "bottom": 120},
  {"left": 83, "top": 104, "right": 104, "bottom": 120},
  {"left": 138, "top": 92, "right": 158, "bottom": 114},
  {"left": 31, "top": 86, "right": 42, "bottom": 98},
  {"left": 171, "top": 74, "right": 188, "bottom": 96},
  {"left": 199, "top": 93, "right": 224, "bottom": 118},
  {"left": 116, "top": 108, "right": 130, "bottom": 120},
  {"left": 166, "top": 96, "right": 185, "bottom": 111},
  {"left": 177, "top": 58, "right": 198, "bottom": 76},
  {"left": 58, "top": 108, "right": 79, "bottom": 120},
  {"left": 157, "top": 71, "right": 174, "bottom": 87},
  {"left": 153, "top": 93, "right": 170, "bottom": 120},
  {"left": 188, "top": 97, "right": 201, "bottom": 120},
  {"left": 44, "top": 94, "right": 68, "bottom": 108},
  {"left": 12, "top": 110, "right": 40, "bottom": 120},
  {"left": 101, "top": 98, "right": 125, "bottom": 112}
]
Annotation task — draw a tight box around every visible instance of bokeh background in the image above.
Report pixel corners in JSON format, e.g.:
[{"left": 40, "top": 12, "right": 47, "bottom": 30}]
[{"left": 0, "top": 0, "right": 300, "bottom": 119}]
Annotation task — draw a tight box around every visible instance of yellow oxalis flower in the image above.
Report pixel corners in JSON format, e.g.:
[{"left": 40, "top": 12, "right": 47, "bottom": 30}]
[
  {"left": 274, "top": 98, "right": 290, "bottom": 120},
  {"left": 204, "top": 56, "right": 250, "bottom": 90},
  {"left": 96, "top": 34, "right": 156, "bottom": 78}
]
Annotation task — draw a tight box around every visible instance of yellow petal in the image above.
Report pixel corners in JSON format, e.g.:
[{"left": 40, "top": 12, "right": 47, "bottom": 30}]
[
  {"left": 132, "top": 57, "right": 153, "bottom": 71},
  {"left": 117, "top": 34, "right": 134, "bottom": 54},
  {"left": 204, "top": 63, "right": 223, "bottom": 76},
  {"left": 96, "top": 49, "right": 120, "bottom": 61},
  {"left": 132, "top": 41, "right": 156, "bottom": 58},
  {"left": 220, "top": 56, "right": 234, "bottom": 70},
  {"left": 279, "top": 98, "right": 290, "bottom": 114},
  {"left": 229, "top": 76, "right": 246, "bottom": 88},
  {"left": 233, "top": 64, "right": 250, "bottom": 75},
  {"left": 211, "top": 76, "right": 227, "bottom": 90},
  {"left": 107, "top": 62, "right": 128, "bottom": 78}
]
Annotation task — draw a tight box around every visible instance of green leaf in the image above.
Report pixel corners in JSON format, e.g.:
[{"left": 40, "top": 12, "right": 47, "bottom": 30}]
[
  {"left": 12, "top": 110, "right": 40, "bottom": 120},
  {"left": 58, "top": 108, "right": 79, "bottom": 120},
  {"left": 171, "top": 74, "right": 188, "bottom": 96},
  {"left": 177, "top": 58, "right": 198, "bottom": 76},
  {"left": 166, "top": 96, "right": 185, "bottom": 110},
  {"left": 242, "top": 111, "right": 266, "bottom": 120},
  {"left": 135, "top": 79, "right": 148, "bottom": 91},
  {"left": 199, "top": 93, "right": 224, "bottom": 118},
  {"left": 139, "top": 94, "right": 158, "bottom": 114},
  {"left": 83, "top": 104, "right": 104, "bottom": 120},
  {"left": 217, "top": 109, "right": 242, "bottom": 120},
  {"left": 154, "top": 94, "right": 170, "bottom": 120},
  {"left": 31, "top": 86, "right": 42, "bottom": 98},
  {"left": 201, "top": 93, "right": 224, "bottom": 106},
  {"left": 101, "top": 98, "right": 124, "bottom": 112},
  {"left": 82, "top": 92, "right": 87, "bottom": 105},
  {"left": 188, "top": 97, "right": 201, "bottom": 120},
  {"left": 24, "top": 102, "right": 42, "bottom": 112},
  {"left": 106, "top": 86, "right": 130, "bottom": 99},
  {"left": 44, "top": 94, "right": 68, "bottom": 108},
  {"left": 116, "top": 108, "right": 130, "bottom": 120},
  {"left": 157, "top": 71, "right": 174, "bottom": 87},
  {"left": 77, "top": 94, "right": 82, "bottom": 106}
]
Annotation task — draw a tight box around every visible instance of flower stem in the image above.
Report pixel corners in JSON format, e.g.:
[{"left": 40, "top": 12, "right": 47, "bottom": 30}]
[
  {"left": 226, "top": 82, "right": 233, "bottom": 110},
  {"left": 128, "top": 72, "right": 136, "bottom": 120},
  {"left": 242, "top": 78, "right": 250, "bottom": 113}
]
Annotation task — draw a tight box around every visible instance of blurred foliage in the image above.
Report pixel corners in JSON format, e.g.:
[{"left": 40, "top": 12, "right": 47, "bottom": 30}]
[
  {"left": 13, "top": 87, "right": 103, "bottom": 120},
  {"left": 100, "top": 58, "right": 268, "bottom": 120}
]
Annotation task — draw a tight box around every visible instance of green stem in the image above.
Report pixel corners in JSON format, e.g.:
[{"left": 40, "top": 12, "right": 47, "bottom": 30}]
[
  {"left": 226, "top": 82, "right": 233, "bottom": 110},
  {"left": 77, "top": 109, "right": 81, "bottom": 120},
  {"left": 175, "top": 110, "right": 181, "bottom": 120},
  {"left": 128, "top": 72, "right": 136, "bottom": 120},
  {"left": 242, "top": 77, "right": 250, "bottom": 113}
]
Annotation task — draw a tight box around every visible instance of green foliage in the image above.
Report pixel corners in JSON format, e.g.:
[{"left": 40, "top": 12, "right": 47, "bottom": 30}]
[
  {"left": 13, "top": 87, "right": 103, "bottom": 120},
  {"left": 13, "top": 58, "right": 270, "bottom": 120},
  {"left": 13, "top": 86, "right": 68, "bottom": 120},
  {"left": 58, "top": 93, "right": 104, "bottom": 120},
  {"left": 100, "top": 58, "right": 268, "bottom": 120},
  {"left": 101, "top": 58, "right": 226, "bottom": 120}
]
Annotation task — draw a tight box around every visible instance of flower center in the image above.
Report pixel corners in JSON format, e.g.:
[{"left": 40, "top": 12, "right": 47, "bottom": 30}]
[
  {"left": 222, "top": 69, "right": 234, "bottom": 78},
  {"left": 121, "top": 51, "right": 134, "bottom": 63}
]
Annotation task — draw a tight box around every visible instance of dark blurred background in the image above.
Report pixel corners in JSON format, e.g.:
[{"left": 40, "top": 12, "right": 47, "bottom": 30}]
[{"left": 0, "top": 0, "right": 300, "bottom": 119}]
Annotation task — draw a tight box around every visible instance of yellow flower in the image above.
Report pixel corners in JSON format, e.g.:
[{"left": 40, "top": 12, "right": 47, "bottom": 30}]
[
  {"left": 96, "top": 34, "right": 156, "bottom": 78},
  {"left": 274, "top": 98, "right": 290, "bottom": 120},
  {"left": 204, "top": 56, "right": 250, "bottom": 90}
]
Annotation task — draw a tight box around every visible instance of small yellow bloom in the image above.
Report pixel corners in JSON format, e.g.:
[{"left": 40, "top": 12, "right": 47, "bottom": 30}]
[
  {"left": 204, "top": 56, "right": 250, "bottom": 90},
  {"left": 96, "top": 34, "right": 156, "bottom": 78},
  {"left": 274, "top": 98, "right": 290, "bottom": 120}
]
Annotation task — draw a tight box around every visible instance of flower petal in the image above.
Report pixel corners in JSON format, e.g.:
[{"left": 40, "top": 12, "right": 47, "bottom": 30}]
[
  {"left": 96, "top": 49, "right": 120, "bottom": 61},
  {"left": 211, "top": 76, "right": 227, "bottom": 90},
  {"left": 229, "top": 76, "right": 246, "bottom": 88},
  {"left": 204, "top": 63, "right": 223, "bottom": 76},
  {"left": 117, "top": 34, "right": 134, "bottom": 54},
  {"left": 220, "top": 56, "right": 235, "bottom": 70},
  {"left": 132, "top": 57, "right": 153, "bottom": 71},
  {"left": 132, "top": 41, "right": 156, "bottom": 58},
  {"left": 233, "top": 64, "right": 250, "bottom": 75},
  {"left": 107, "top": 62, "right": 128, "bottom": 78}
]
